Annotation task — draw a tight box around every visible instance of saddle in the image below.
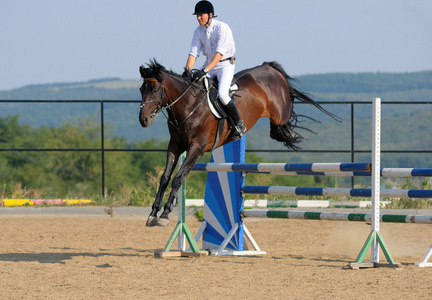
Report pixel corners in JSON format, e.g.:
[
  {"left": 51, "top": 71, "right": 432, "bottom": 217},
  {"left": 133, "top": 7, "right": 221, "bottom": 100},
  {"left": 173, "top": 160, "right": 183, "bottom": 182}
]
[
  {"left": 200, "top": 76, "right": 240, "bottom": 151},
  {"left": 203, "top": 77, "right": 239, "bottom": 119}
]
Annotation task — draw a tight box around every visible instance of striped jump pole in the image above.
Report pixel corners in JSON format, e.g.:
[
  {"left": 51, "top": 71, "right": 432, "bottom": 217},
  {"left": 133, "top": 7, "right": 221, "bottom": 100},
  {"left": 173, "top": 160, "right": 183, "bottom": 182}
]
[
  {"left": 258, "top": 167, "right": 432, "bottom": 177},
  {"left": 243, "top": 186, "right": 432, "bottom": 199},
  {"left": 193, "top": 162, "right": 371, "bottom": 173},
  {"left": 381, "top": 168, "right": 432, "bottom": 177},
  {"left": 242, "top": 210, "right": 432, "bottom": 224},
  {"left": 194, "top": 163, "right": 432, "bottom": 178}
]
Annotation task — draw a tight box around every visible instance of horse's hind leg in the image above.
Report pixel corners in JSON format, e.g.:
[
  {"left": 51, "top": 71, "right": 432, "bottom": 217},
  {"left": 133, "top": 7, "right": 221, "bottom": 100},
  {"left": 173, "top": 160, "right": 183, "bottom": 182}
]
[
  {"left": 146, "top": 142, "right": 180, "bottom": 227},
  {"left": 157, "top": 145, "right": 205, "bottom": 227}
]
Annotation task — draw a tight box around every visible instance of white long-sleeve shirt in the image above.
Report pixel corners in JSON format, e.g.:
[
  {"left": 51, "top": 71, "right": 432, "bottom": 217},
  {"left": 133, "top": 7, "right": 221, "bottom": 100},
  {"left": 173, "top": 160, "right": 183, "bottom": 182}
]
[{"left": 189, "top": 19, "right": 235, "bottom": 64}]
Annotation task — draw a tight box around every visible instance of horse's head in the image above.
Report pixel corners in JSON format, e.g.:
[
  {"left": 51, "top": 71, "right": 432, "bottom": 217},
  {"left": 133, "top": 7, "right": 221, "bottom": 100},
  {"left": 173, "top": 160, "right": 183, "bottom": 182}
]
[{"left": 138, "top": 62, "right": 167, "bottom": 127}]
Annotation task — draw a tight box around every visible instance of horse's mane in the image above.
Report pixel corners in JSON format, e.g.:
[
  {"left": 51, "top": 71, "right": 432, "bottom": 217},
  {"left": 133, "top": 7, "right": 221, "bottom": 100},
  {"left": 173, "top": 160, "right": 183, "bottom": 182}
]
[{"left": 140, "top": 59, "right": 180, "bottom": 81}]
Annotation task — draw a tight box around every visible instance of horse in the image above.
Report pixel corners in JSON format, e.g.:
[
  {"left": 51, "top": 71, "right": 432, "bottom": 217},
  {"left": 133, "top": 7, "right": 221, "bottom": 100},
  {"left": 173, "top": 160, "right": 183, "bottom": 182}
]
[{"left": 139, "top": 60, "right": 339, "bottom": 227}]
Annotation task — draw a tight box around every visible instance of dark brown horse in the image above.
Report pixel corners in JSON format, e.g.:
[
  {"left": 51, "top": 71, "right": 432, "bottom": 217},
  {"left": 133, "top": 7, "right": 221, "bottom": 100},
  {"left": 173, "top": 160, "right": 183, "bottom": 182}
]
[{"left": 139, "top": 60, "right": 338, "bottom": 227}]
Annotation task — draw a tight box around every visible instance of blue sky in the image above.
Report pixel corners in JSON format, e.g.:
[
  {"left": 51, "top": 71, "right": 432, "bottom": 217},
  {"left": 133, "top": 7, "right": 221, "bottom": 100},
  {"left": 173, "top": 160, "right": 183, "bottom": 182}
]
[{"left": 1, "top": 0, "right": 431, "bottom": 90}]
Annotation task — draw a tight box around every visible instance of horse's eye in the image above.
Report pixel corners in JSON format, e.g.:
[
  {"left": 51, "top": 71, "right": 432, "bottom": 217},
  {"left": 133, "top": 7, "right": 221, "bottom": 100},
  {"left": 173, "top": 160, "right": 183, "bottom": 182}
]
[{"left": 152, "top": 88, "right": 159, "bottom": 93}]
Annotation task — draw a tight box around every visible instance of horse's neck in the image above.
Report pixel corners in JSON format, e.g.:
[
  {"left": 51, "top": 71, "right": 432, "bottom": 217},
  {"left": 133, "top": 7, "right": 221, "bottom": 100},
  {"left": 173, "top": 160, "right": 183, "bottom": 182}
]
[
  {"left": 164, "top": 76, "right": 184, "bottom": 100},
  {"left": 166, "top": 76, "right": 203, "bottom": 110},
  {"left": 164, "top": 76, "right": 207, "bottom": 126}
]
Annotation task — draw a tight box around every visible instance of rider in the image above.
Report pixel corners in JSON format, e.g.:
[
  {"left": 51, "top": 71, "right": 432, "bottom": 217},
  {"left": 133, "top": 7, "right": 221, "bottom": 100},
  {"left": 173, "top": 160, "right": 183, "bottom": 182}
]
[{"left": 184, "top": 0, "right": 246, "bottom": 141}]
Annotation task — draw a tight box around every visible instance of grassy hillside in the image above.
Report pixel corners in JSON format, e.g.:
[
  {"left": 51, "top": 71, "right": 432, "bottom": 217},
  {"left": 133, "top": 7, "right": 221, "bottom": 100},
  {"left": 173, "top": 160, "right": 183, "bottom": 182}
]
[
  {"left": 298, "top": 70, "right": 432, "bottom": 94},
  {"left": 1, "top": 71, "right": 432, "bottom": 167}
]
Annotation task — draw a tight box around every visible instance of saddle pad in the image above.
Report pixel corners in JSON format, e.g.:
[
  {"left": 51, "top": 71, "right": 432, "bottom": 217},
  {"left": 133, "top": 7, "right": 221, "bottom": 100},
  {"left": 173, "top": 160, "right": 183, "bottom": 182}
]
[{"left": 207, "top": 83, "right": 239, "bottom": 119}]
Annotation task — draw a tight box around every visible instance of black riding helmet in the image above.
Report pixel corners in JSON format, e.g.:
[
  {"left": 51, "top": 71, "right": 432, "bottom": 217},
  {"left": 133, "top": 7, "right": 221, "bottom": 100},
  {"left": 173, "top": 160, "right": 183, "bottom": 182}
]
[{"left": 193, "top": 1, "right": 217, "bottom": 17}]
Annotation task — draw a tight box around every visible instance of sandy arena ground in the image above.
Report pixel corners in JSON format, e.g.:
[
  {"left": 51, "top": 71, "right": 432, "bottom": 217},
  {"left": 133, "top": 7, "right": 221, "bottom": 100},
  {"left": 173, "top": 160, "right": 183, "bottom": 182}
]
[{"left": 0, "top": 209, "right": 431, "bottom": 299}]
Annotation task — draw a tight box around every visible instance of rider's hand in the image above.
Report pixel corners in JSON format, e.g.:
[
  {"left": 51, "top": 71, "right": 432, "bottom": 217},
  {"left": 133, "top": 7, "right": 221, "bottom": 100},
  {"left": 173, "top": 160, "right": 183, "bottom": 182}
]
[
  {"left": 192, "top": 68, "right": 208, "bottom": 82},
  {"left": 182, "top": 70, "right": 192, "bottom": 81}
]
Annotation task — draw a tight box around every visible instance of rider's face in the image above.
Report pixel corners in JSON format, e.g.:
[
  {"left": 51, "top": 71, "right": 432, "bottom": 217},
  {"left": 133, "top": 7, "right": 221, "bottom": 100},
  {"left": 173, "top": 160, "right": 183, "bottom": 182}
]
[{"left": 196, "top": 13, "right": 211, "bottom": 27}]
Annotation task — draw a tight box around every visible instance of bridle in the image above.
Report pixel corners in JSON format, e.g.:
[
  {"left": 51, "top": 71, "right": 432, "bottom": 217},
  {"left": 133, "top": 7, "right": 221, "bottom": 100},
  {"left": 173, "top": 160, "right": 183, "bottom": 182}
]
[
  {"left": 139, "top": 75, "right": 207, "bottom": 131},
  {"left": 139, "top": 78, "right": 167, "bottom": 120}
]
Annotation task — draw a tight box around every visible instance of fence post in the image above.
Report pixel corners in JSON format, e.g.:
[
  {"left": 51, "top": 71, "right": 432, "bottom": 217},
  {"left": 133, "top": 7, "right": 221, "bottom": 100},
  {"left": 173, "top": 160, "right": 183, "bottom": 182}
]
[
  {"left": 100, "top": 101, "right": 105, "bottom": 197},
  {"left": 351, "top": 102, "right": 355, "bottom": 188}
]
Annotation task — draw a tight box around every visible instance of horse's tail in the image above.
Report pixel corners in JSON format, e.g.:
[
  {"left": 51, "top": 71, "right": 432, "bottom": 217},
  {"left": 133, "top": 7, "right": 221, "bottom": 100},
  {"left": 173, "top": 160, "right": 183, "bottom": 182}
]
[
  {"left": 263, "top": 61, "right": 340, "bottom": 121},
  {"left": 263, "top": 61, "right": 341, "bottom": 151}
]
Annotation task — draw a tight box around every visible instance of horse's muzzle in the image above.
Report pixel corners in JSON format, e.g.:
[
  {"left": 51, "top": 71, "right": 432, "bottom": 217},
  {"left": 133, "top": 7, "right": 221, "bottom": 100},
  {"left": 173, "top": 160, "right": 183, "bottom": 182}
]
[{"left": 139, "top": 110, "right": 153, "bottom": 127}]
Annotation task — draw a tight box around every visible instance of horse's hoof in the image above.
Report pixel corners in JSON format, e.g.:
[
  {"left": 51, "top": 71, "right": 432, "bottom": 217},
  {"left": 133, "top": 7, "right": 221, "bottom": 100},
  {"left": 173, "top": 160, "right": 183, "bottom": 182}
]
[
  {"left": 146, "top": 216, "right": 159, "bottom": 227},
  {"left": 157, "top": 217, "right": 170, "bottom": 227}
]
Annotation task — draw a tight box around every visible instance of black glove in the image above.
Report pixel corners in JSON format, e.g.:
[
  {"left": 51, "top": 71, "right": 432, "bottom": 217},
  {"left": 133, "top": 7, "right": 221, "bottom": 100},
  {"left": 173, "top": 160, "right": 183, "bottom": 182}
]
[
  {"left": 192, "top": 68, "right": 208, "bottom": 82},
  {"left": 182, "top": 70, "right": 192, "bottom": 81}
]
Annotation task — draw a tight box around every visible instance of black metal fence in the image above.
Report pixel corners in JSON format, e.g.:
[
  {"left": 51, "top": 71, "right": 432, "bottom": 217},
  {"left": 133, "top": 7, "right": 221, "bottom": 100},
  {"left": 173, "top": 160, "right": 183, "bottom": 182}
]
[{"left": 1, "top": 100, "right": 432, "bottom": 195}]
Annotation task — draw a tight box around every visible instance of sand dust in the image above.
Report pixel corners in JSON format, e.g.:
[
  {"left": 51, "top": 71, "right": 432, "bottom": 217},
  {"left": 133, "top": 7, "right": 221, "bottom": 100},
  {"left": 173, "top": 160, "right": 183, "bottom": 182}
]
[{"left": 0, "top": 214, "right": 431, "bottom": 299}]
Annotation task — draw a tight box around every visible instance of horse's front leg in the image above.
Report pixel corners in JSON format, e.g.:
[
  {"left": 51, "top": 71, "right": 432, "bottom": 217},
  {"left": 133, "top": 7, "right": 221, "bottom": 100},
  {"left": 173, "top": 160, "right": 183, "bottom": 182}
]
[
  {"left": 146, "top": 142, "right": 181, "bottom": 227},
  {"left": 157, "top": 145, "right": 205, "bottom": 227}
]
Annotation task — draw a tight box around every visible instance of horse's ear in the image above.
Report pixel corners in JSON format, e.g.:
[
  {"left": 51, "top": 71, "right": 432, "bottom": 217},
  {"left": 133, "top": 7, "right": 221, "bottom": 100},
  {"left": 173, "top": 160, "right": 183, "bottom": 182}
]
[{"left": 139, "top": 65, "right": 147, "bottom": 78}]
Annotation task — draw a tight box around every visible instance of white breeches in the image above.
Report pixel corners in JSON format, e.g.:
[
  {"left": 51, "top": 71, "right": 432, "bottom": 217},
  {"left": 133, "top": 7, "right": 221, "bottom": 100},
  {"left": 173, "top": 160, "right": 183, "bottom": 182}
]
[{"left": 205, "top": 61, "right": 235, "bottom": 105}]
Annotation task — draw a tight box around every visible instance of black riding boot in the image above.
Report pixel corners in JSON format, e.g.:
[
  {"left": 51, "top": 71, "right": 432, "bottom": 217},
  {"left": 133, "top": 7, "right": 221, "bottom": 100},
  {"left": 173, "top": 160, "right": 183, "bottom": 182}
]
[{"left": 225, "top": 98, "right": 246, "bottom": 141}]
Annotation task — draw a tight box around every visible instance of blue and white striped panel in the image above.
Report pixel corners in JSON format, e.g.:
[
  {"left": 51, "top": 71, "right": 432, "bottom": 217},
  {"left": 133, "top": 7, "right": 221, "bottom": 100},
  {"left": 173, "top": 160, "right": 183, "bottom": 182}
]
[{"left": 202, "top": 139, "right": 245, "bottom": 251}]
